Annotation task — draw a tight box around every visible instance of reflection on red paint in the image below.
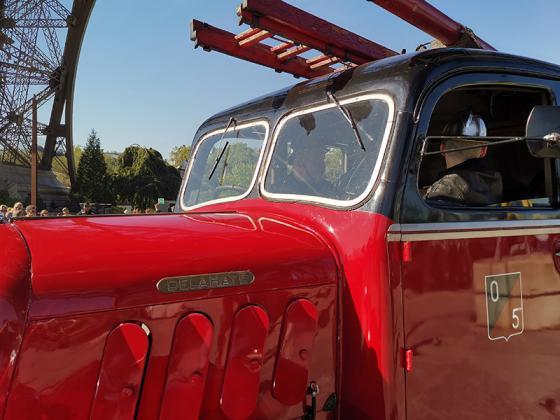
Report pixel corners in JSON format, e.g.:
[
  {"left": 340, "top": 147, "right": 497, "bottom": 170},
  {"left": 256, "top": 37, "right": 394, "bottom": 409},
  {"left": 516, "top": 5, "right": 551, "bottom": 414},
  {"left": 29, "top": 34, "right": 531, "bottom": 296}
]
[
  {"left": 221, "top": 305, "right": 270, "bottom": 419},
  {"left": 90, "top": 323, "right": 149, "bottom": 420},
  {"left": 159, "top": 313, "right": 214, "bottom": 420},
  {"left": 273, "top": 299, "right": 319, "bottom": 406},
  {"left": 405, "top": 349, "right": 413, "bottom": 372}
]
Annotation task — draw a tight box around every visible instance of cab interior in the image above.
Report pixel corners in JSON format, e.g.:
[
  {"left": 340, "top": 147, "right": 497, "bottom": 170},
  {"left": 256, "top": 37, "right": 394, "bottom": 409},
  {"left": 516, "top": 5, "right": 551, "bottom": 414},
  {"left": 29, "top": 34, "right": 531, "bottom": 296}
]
[{"left": 419, "top": 86, "right": 554, "bottom": 207}]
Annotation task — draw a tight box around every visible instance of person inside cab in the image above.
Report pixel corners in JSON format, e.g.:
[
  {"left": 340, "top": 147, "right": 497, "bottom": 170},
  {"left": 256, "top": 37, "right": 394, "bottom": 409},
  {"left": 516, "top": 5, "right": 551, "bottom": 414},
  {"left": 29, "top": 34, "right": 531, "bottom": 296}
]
[
  {"left": 425, "top": 112, "right": 503, "bottom": 205},
  {"left": 279, "top": 139, "right": 336, "bottom": 197}
]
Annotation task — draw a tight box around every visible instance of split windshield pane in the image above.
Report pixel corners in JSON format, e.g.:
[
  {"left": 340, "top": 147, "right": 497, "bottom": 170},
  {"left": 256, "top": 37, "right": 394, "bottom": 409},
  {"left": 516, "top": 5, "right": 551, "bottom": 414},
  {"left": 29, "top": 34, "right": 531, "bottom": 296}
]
[
  {"left": 263, "top": 96, "right": 392, "bottom": 205},
  {"left": 182, "top": 122, "right": 267, "bottom": 208}
]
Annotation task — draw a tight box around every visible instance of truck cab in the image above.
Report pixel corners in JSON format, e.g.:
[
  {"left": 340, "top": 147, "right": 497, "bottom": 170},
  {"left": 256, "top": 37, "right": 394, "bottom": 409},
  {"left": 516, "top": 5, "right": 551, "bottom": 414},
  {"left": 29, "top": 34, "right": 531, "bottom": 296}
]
[{"left": 2, "top": 48, "right": 560, "bottom": 419}]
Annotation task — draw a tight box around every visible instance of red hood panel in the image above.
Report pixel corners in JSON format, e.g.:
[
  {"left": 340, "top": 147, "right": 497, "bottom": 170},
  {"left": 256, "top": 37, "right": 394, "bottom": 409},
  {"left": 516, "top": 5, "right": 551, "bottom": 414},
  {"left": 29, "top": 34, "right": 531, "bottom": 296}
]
[{"left": 14, "top": 212, "right": 338, "bottom": 319}]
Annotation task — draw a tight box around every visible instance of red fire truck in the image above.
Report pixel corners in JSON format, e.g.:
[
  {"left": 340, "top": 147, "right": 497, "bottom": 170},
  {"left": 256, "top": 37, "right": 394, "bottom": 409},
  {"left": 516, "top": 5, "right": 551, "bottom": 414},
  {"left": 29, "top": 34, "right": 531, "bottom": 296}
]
[{"left": 2, "top": 1, "right": 560, "bottom": 419}]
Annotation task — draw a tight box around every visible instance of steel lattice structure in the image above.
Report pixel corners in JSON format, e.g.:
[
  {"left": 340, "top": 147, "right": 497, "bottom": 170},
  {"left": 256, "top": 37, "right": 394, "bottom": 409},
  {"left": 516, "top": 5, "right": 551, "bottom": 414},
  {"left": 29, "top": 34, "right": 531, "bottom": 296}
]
[{"left": 0, "top": 0, "right": 94, "bottom": 186}]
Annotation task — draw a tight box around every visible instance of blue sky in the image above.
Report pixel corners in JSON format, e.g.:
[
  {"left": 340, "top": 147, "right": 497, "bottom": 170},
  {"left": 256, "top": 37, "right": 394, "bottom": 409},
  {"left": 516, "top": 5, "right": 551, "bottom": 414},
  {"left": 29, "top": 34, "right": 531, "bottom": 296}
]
[{"left": 73, "top": 1, "right": 560, "bottom": 159}]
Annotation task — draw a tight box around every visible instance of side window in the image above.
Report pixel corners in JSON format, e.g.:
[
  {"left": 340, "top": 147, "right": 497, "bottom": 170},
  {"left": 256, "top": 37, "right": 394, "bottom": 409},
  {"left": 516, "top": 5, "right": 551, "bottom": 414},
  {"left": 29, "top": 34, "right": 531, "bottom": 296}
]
[
  {"left": 182, "top": 121, "right": 268, "bottom": 209},
  {"left": 418, "top": 86, "right": 554, "bottom": 208}
]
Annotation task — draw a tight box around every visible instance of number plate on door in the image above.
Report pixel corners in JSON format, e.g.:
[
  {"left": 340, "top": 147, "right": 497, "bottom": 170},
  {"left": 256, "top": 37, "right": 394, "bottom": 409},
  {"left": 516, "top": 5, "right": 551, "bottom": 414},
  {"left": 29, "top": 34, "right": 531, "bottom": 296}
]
[{"left": 485, "top": 272, "right": 524, "bottom": 342}]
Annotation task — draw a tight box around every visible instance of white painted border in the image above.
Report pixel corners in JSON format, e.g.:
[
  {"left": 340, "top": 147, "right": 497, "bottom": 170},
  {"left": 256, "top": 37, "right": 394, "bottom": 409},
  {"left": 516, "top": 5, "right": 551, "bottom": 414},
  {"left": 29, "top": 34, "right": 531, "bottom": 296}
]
[
  {"left": 260, "top": 93, "right": 395, "bottom": 208},
  {"left": 484, "top": 272, "right": 524, "bottom": 342},
  {"left": 179, "top": 120, "right": 269, "bottom": 211}
]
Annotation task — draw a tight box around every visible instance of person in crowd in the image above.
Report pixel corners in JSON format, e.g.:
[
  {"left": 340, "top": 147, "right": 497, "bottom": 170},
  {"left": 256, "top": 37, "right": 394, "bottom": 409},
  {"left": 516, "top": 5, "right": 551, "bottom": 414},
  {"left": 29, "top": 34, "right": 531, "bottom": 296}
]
[
  {"left": 25, "top": 205, "right": 37, "bottom": 217},
  {"left": 78, "top": 202, "right": 94, "bottom": 215},
  {"left": 62, "top": 207, "right": 71, "bottom": 217},
  {"left": 0, "top": 204, "right": 7, "bottom": 218},
  {"left": 424, "top": 112, "right": 503, "bottom": 205},
  {"left": 9, "top": 202, "right": 25, "bottom": 219},
  {"left": 132, "top": 207, "right": 142, "bottom": 214},
  {"left": 145, "top": 208, "right": 155, "bottom": 214},
  {"left": 154, "top": 203, "right": 163, "bottom": 213},
  {"left": 40, "top": 209, "right": 49, "bottom": 217}
]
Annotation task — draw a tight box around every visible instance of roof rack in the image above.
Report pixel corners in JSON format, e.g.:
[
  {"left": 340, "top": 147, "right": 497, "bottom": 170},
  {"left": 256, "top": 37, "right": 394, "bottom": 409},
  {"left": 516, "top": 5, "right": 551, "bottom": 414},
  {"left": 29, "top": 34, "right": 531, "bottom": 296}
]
[{"left": 191, "top": 0, "right": 494, "bottom": 79}]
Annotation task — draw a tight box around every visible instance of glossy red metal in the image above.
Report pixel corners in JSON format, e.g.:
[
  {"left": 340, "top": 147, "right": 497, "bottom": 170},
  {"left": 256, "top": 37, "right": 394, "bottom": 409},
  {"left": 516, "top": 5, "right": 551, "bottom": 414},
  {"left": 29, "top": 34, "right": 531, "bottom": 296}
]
[
  {"left": 221, "top": 305, "right": 270, "bottom": 419},
  {"left": 14, "top": 213, "right": 337, "bottom": 319},
  {"left": 0, "top": 225, "right": 30, "bottom": 419},
  {"left": 368, "top": 0, "right": 495, "bottom": 50},
  {"left": 159, "top": 313, "right": 213, "bottom": 420},
  {"left": 273, "top": 299, "right": 319, "bottom": 406},
  {"left": 402, "top": 241, "right": 412, "bottom": 262},
  {"left": 190, "top": 20, "right": 333, "bottom": 79},
  {"left": 405, "top": 349, "right": 413, "bottom": 372},
  {"left": 90, "top": 322, "right": 149, "bottom": 420},
  {"left": 197, "top": 199, "right": 399, "bottom": 418},
  {"left": 239, "top": 0, "right": 397, "bottom": 64}
]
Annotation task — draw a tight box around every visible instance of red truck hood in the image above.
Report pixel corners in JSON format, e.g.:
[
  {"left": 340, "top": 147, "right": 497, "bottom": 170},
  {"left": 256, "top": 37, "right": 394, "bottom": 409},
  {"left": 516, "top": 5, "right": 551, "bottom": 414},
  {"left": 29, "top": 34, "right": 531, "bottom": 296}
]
[{"left": 14, "top": 212, "right": 338, "bottom": 319}]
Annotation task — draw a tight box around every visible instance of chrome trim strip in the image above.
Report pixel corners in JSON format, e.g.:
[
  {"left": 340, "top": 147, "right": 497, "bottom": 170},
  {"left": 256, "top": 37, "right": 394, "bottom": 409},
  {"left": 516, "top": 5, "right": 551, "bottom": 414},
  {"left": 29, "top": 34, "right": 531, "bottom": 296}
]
[{"left": 387, "top": 220, "right": 560, "bottom": 242}]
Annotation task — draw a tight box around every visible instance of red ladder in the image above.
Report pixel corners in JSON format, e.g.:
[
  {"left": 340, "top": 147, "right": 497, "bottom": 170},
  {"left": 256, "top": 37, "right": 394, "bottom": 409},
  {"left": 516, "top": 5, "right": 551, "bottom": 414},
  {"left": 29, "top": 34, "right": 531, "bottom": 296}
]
[{"left": 191, "top": 0, "right": 494, "bottom": 79}]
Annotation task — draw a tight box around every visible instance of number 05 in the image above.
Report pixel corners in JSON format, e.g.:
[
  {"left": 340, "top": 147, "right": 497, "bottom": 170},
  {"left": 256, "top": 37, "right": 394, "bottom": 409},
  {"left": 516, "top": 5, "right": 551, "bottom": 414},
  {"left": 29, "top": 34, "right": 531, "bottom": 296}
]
[{"left": 512, "top": 307, "right": 522, "bottom": 329}]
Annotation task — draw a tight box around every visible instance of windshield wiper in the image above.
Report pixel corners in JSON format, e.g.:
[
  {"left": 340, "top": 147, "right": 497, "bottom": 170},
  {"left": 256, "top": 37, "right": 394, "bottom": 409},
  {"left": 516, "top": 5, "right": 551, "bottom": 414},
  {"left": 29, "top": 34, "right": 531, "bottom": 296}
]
[
  {"left": 208, "top": 117, "right": 236, "bottom": 180},
  {"left": 327, "top": 91, "right": 366, "bottom": 151}
]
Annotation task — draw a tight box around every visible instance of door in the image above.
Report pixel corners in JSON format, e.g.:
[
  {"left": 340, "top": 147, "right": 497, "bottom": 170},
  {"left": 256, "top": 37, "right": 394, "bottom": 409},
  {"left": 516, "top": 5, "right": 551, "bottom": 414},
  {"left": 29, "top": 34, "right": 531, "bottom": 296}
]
[{"left": 396, "top": 75, "right": 560, "bottom": 418}]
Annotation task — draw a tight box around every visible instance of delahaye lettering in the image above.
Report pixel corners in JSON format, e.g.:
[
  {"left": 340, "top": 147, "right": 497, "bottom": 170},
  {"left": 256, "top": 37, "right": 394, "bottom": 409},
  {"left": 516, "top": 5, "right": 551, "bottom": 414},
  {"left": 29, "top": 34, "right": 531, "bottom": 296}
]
[{"left": 157, "top": 271, "right": 255, "bottom": 293}]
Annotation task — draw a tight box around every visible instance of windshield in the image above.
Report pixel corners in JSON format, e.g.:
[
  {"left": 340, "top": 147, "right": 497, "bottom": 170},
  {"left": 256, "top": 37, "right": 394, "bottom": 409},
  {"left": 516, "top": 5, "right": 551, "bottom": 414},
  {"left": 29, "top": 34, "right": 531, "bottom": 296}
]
[
  {"left": 263, "top": 94, "right": 394, "bottom": 207},
  {"left": 182, "top": 121, "right": 268, "bottom": 209}
]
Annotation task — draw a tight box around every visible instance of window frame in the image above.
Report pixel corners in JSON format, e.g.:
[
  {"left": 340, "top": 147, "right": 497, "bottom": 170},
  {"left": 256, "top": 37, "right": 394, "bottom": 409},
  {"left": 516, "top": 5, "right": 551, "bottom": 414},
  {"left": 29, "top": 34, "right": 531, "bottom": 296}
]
[
  {"left": 260, "top": 93, "right": 396, "bottom": 208},
  {"left": 400, "top": 72, "right": 560, "bottom": 224},
  {"left": 179, "top": 119, "right": 269, "bottom": 211}
]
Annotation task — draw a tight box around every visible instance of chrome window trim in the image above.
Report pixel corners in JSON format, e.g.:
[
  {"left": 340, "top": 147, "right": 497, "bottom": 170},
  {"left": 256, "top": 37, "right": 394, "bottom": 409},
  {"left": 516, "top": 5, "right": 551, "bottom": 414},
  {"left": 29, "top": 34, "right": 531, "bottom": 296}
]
[
  {"left": 260, "top": 93, "right": 395, "bottom": 209},
  {"left": 179, "top": 120, "right": 269, "bottom": 211},
  {"left": 387, "top": 219, "right": 560, "bottom": 242}
]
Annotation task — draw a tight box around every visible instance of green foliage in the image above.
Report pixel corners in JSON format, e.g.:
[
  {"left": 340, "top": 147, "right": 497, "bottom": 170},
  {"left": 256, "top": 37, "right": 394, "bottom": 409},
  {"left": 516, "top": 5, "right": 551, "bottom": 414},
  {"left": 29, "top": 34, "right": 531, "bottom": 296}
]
[
  {"left": 74, "top": 129, "right": 113, "bottom": 203},
  {"left": 195, "top": 142, "right": 260, "bottom": 203},
  {"left": 324, "top": 148, "right": 345, "bottom": 183},
  {"left": 113, "top": 145, "right": 181, "bottom": 208},
  {"left": 169, "top": 145, "right": 191, "bottom": 168},
  {"left": 104, "top": 153, "right": 119, "bottom": 174}
]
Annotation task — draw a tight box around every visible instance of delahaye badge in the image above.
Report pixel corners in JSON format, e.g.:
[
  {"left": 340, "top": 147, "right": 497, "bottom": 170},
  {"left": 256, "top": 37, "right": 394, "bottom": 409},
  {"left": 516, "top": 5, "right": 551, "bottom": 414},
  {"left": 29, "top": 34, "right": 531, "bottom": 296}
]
[{"left": 157, "top": 270, "right": 255, "bottom": 293}]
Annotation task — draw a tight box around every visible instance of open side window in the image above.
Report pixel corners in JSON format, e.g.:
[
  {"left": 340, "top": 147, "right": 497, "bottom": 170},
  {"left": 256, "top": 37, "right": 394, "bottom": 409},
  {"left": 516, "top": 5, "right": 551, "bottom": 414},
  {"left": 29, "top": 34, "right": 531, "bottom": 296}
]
[{"left": 418, "top": 86, "right": 556, "bottom": 209}]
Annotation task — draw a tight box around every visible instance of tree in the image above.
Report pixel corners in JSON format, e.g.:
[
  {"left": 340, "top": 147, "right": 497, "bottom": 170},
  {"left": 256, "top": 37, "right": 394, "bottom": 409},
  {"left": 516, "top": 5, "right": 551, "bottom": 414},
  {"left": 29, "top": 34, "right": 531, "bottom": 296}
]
[
  {"left": 168, "top": 145, "right": 191, "bottom": 168},
  {"left": 74, "top": 129, "right": 113, "bottom": 203},
  {"left": 113, "top": 145, "right": 181, "bottom": 208}
]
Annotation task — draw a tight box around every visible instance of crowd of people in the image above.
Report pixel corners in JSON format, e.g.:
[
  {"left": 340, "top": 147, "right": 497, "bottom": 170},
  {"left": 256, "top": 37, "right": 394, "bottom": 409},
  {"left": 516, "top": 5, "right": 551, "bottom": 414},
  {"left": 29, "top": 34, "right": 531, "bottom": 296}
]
[{"left": 0, "top": 201, "right": 171, "bottom": 222}]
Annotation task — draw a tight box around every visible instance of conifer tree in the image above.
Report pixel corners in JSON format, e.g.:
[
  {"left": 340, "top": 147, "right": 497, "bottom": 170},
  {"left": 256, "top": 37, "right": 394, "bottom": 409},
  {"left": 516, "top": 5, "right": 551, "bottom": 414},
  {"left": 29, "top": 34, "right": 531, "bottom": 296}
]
[{"left": 74, "top": 129, "right": 112, "bottom": 203}]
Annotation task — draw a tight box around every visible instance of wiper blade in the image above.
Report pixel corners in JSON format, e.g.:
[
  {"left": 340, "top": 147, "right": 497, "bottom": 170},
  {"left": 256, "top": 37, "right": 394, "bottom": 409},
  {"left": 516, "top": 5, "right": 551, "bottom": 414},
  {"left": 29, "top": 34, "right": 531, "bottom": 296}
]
[
  {"left": 208, "top": 117, "right": 236, "bottom": 180},
  {"left": 327, "top": 91, "right": 366, "bottom": 151}
]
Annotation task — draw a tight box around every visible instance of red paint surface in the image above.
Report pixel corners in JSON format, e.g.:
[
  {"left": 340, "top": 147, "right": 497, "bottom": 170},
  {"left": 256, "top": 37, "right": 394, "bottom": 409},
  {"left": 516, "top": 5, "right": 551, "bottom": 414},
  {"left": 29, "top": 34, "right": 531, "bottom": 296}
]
[
  {"left": 14, "top": 212, "right": 336, "bottom": 318},
  {"left": 159, "top": 313, "right": 213, "bottom": 420},
  {"left": 190, "top": 199, "right": 399, "bottom": 418},
  {"left": 273, "top": 299, "right": 319, "bottom": 406},
  {"left": 220, "top": 305, "right": 270, "bottom": 419},
  {"left": 5, "top": 195, "right": 395, "bottom": 418},
  {"left": 90, "top": 323, "right": 149, "bottom": 420},
  {"left": 401, "top": 231, "right": 560, "bottom": 418},
  {"left": 0, "top": 225, "right": 30, "bottom": 419},
  {"left": 5, "top": 209, "right": 340, "bottom": 419}
]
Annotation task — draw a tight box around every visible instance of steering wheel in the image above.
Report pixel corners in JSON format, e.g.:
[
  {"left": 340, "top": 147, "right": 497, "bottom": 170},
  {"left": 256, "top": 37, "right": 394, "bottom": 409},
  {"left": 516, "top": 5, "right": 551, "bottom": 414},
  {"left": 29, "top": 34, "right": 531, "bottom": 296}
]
[
  {"left": 336, "top": 154, "right": 372, "bottom": 199},
  {"left": 215, "top": 185, "right": 246, "bottom": 196}
]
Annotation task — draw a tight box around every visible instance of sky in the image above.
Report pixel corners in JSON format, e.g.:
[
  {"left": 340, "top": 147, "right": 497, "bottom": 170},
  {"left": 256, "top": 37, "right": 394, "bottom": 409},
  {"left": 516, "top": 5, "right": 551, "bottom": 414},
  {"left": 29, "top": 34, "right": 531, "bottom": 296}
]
[{"left": 72, "top": 0, "right": 560, "bottom": 159}]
